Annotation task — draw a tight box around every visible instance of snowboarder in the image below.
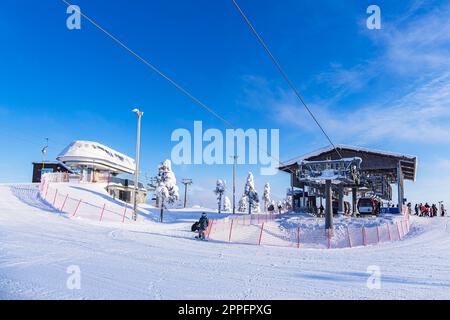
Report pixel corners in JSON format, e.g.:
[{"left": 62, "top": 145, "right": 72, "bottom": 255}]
[{"left": 196, "top": 212, "right": 209, "bottom": 241}]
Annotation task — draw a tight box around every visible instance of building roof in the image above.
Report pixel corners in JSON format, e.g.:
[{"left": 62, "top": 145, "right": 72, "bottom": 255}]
[
  {"left": 32, "top": 161, "right": 73, "bottom": 172},
  {"left": 57, "top": 141, "right": 135, "bottom": 174},
  {"left": 279, "top": 144, "right": 418, "bottom": 181}
]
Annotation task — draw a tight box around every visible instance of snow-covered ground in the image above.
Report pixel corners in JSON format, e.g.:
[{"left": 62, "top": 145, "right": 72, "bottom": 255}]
[{"left": 1, "top": 183, "right": 450, "bottom": 299}]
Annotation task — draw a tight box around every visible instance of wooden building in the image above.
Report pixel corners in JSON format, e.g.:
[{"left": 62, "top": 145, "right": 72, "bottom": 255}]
[{"left": 32, "top": 162, "right": 72, "bottom": 183}]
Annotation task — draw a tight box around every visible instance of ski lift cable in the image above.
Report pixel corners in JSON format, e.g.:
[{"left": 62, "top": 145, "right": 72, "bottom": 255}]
[
  {"left": 231, "top": 0, "right": 343, "bottom": 160},
  {"left": 59, "top": 0, "right": 300, "bottom": 177},
  {"left": 61, "top": 0, "right": 233, "bottom": 128}
]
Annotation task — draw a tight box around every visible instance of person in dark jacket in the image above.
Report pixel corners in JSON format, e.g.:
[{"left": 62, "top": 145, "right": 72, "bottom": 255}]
[
  {"left": 319, "top": 204, "right": 324, "bottom": 216},
  {"left": 414, "top": 204, "right": 419, "bottom": 215},
  {"left": 197, "top": 212, "right": 209, "bottom": 240},
  {"left": 431, "top": 204, "right": 438, "bottom": 217},
  {"left": 425, "top": 203, "right": 431, "bottom": 217}
]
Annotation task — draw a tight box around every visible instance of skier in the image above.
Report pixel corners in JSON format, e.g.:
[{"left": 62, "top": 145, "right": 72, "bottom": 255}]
[
  {"left": 414, "top": 204, "right": 419, "bottom": 216},
  {"left": 277, "top": 202, "right": 283, "bottom": 214},
  {"left": 432, "top": 204, "right": 438, "bottom": 217},
  {"left": 425, "top": 203, "right": 431, "bottom": 217},
  {"left": 196, "top": 212, "right": 209, "bottom": 241},
  {"left": 441, "top": 203, "right": 446, "bottom": 217},
  {"left": 407, "top": 202, "right": 412, "bottom": 215}
]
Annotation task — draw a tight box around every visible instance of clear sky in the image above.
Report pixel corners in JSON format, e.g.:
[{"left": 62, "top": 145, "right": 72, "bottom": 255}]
[{"left": 1, "top": 0, "right": 449, "bottom": 207}]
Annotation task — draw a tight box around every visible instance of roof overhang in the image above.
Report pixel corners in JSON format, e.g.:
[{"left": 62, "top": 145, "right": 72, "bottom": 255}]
[{"left": 279, "top": 144, "right": 418, "bottom": 182}]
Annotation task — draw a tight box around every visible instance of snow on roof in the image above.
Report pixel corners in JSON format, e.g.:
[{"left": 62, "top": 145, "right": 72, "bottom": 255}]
[
  {"left": 57, "top": 141, "right": 135, "bottom": 174},
  {"left": 280, "top": 144, "right": 417, "bottom": 168}
]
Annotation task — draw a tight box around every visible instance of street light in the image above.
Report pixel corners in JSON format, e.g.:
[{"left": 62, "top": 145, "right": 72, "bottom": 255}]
[
  {"left": 132, "top": 108, "right": 144, "bottom": 221},
  {"left": 41, "top": 138, "right": 48, "bottom": 177}
]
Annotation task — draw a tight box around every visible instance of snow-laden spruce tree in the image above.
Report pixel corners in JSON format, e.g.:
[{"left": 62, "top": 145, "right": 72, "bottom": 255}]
[
  {"left": 223, "top": 196, "right": 231, "bottom": 212},
  {"left": 263, "top": 183, "right": 271, "bottom": 213},
  {"left": 156, "top": 159, "right": 179, "bottom": 222},
  {"left": 214, "top": 179, "right": 226, "bottom": 213},
  {"left": 244, "top": 172, "right": 259, "bottom": 214},
  {"left": 238, "top": 194, "right": 248, "bottom": 212}
]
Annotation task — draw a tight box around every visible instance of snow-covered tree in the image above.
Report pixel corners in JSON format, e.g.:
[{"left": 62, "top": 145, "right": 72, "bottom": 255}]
[
  {"left": 223, "top": 196, "right": 231, "bottom": 212},
  {"left": 238, "top": 194, "right": 248, "bottom": 212},
  {"left": 244, "top": 172, "right": 259, "bottom": 214},
  {"left": 214, "top": 179, "right": 226, "bottom": 213},
  {"left": 156, "top": 159, "right": 179, "bottom": 222},
  {"left": 263, "top": 183, "right": 271, "bottom": 213}
]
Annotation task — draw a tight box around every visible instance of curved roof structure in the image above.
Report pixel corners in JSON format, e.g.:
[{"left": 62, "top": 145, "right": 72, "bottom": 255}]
[
  {"left": 279, "top": 144, "right": 418, "bottom": 182},
  {"left": 57, "top": 141, "right": 135, "bottom": 174}
]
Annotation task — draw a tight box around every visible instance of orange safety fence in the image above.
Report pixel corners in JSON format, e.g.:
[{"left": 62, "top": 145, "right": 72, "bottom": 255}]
[
  {"left": 207, "top": 212, "right": 411, "bottom": 249},
  {"left": 39, "top": 180, "right": 132, "bottom": 223}
]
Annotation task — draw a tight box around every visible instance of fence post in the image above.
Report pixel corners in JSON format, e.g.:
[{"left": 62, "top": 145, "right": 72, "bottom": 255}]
[
  {"left": 362, "top": 226, "right": 366, "bottom": 246},
  {"left": 387, "top": 223, "right": 391, "bottom": 241},
  {"left": 52, "top": 189, "right": 58, "bottom": 206},
  {"left": 396, "top": 221, "right": 401, "bottom": 239},
  {"left": 73, "top": 199, "right": 82, "bottom": 217},
  {"left": 297, "top": 226, "right": 300, "bottom": 249},
  {"left": 228, "top": 219, "right": 234, "bottom": 242},
  {"left": 347, "top": 226, "right": 352, "bottom": 248},
  {"left": 60, "top": 194, "right": 69, "bottom": 212},
  {"left": 376, "top": 226, "right": 381, "bottom": 243},
  {"left": 258, "top": 222, "right": 265, "bottom": 245},
  {"left": 99, "top": 204, "right": 106, "bottom": 221},
  {"left": 122, "top": 204, "right": 128, "bottom": 223},
  {"left": 44, "top": 184, "right": 50, "bottom": 199}
]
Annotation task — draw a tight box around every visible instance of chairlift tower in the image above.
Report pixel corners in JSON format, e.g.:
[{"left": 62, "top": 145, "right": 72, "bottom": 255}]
[
  {"left": 297, "top": 157, "right": 363, "bottom": 230},
  {"left": 181, "top": 179, "right": 193, "bottom": 208}
]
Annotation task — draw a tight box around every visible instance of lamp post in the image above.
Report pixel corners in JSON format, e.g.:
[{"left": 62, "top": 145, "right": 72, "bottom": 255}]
[
  {"left": 41, "top": 138, "right": 48, "bottom": 177},
  {"left": 132, "top": 108, "right": 144, "bottom": 221}
]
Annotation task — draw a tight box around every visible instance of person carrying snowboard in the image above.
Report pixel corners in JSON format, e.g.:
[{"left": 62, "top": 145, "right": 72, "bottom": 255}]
[{"left": 196, "top": 212, "right": 209, "bottom": 240}]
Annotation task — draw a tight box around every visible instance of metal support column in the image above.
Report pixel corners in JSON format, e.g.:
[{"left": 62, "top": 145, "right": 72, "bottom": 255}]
[
  {"left": 352, "top": 187, "right": 357, "bottom": 216},
  {"left": 397, "top": 162, "right": 404, "bottom": 208},
  {"left": 325, "top": 179, "right": 333, "bottom": 230},
  {"left": 338, "top": 184, "right": 344, "bottom": 215}
]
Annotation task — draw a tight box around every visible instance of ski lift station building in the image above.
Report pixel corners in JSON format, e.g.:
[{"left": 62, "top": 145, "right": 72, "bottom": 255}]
[
  {"left": 279, "top": 144, "right": 418, "bottom": 214},
  {"left": 57, "top": 141, "right": 135, "bottom": 180},
  {"left": 56, "top": 141, "right": 146, "bottom": 204}
]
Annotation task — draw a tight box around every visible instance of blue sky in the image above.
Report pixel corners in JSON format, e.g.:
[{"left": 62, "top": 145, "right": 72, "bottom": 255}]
[{"left": 1, "top": 0, "right": 450, "bottom": 207}]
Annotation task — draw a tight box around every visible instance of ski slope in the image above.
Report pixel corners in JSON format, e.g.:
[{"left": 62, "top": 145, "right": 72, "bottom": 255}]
[{"left": 1, "top": 183, "right": 450, "bottom": 300}]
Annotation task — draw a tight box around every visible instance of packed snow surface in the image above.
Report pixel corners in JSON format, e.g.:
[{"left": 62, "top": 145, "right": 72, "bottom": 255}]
[{"left": 1, "top": 183, "right": 450, "bottom": 300}]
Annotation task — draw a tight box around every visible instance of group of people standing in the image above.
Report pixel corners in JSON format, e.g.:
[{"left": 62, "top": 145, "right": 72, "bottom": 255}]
[{"left": 412, "top": 202, "right": 446, "bottom": 217}]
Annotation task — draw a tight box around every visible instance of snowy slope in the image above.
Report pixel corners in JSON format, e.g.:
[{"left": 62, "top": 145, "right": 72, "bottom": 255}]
[{"left": 1, "top": 184, "right": 450, "bottom": 300}]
